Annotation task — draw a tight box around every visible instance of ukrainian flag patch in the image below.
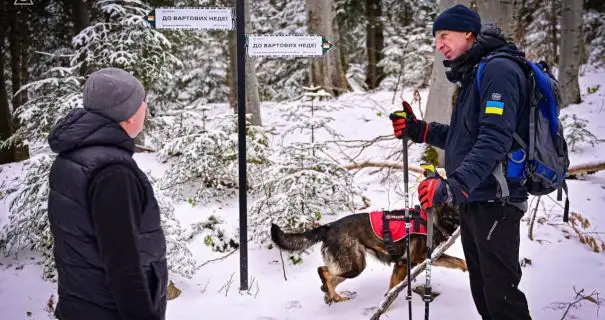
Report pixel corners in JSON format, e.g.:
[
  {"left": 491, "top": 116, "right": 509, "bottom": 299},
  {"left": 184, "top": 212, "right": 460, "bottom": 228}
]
[{"left": 485, "top": 100, "right": 504, "bottom": 115}]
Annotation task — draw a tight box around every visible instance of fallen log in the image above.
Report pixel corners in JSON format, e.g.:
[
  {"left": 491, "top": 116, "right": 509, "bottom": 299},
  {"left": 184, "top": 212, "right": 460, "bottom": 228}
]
[
  {"left": 135, "top": 145, "right": 156, "bottom": 153},
  {"left": 343, "top": 160, "right": 605, "bottom": 181},
  {"left": 369, "top": 227, "right": 461, "bottom": 320},
  {"left": 343, "top": 161, "right": 425, "bottom": 174},
  {"left": 567, "top": 161, "right": 605, "bottom": 178}
]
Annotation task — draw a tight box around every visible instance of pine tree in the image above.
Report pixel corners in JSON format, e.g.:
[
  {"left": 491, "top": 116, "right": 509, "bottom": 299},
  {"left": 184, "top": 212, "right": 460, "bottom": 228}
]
[
  {"left": 0, "top": 0, "right": 193, "bottom": 281},
  {"left": 252, "top": 0, "right": 310, "bottom": 100},
  {"left": 583, "top": 9, "right": 605, "bottom": 69},
  {"left": 561, "top": 114, "right": 597, "bottom": 152},
  {"left": 0, "top": 154, "right": 57, "bottom": 280},
  {"left": 335, "top": 0, "right": 367, "bottom": 88},
  {"left": 334, "top": 0, "right": 437, "bottom": 90},
  {"left": 249, "top": 87, "right": 366, "bottom": 248},
  {"left": 524, "top": 0, "right": 561, "bottom": 66},
  {"left": 157, "top": 107, "right": 272, "bottom": 204},
  {"left": 379, "top": 0, "right": 438, "bottom": 89}
]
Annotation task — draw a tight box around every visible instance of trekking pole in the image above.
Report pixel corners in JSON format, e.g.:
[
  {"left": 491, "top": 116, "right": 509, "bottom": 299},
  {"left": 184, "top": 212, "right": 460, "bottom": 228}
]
[
  {"left": 420, "top": 163, "right": 437, "bottom": 320},
  {"left": 403, "top": 135, "right": 413, "bottom": 320},
  {"left": 391, "top": 106, "right": 413, "bottom": 320}
]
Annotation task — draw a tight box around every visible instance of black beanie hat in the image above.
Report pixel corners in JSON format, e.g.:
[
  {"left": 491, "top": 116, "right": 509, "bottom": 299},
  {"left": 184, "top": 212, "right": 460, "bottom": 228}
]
[{"left": 432, "top": 4, "right": 481, "bottom": 36}]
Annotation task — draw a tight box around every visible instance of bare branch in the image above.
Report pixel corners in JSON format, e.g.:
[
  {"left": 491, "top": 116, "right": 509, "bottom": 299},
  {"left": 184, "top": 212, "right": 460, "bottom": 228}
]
[
  {"left": 555, "top": 286, "right": 603, "bottom": 319},
  {"left": 279, "top": 248, "right": 288, "bottom": 281},
  {"left": 218, "top": 272, "right": 235, "bottom": 297},
  {"left": 528, "top": 196, "right": 542, "bottom": 240},
  {"left": 198, "top": 249, "right": 238, "bottom": 269},
  {"left": 134, "top": 144, "right": 156, "bottom": 153}
]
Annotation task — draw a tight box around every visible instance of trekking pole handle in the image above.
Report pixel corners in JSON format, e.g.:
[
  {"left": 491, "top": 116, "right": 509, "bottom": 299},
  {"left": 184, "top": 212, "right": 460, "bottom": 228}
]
[{"left": 421, "top": 163, "right": 437, "bottom": 179}]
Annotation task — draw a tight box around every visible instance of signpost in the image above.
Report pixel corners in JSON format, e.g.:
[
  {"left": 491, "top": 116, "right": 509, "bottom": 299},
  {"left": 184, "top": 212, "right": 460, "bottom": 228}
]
[
  {"left": 146, "top": 4, "right": 336, "bottom": 293},
  {"left": 246, "top": 35, "right": 335, "bottom": 57},
  {"left": 235, "top": 0, "right": 248, "bottom": 291},
  {"left": 145, "top": 7, "right": 234, "bottom": 30}
]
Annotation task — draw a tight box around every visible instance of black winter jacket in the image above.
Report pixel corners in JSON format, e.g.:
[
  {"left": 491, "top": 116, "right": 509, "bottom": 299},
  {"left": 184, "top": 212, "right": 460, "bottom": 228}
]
[
  {"left": 425, "top": 25, "right": 530, "bottom": 203},
  {"left": 47, "top": 108, "right": 168, "bottom": 320}
]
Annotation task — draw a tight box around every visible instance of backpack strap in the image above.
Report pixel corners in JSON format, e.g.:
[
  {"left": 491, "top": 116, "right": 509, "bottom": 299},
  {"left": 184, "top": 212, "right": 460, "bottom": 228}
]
[
  {"left": 557, "top": 181, "right": 570, "bottom": 222},
  {"left": 474, "top": 52, "right": 532, "bottom": 203}
]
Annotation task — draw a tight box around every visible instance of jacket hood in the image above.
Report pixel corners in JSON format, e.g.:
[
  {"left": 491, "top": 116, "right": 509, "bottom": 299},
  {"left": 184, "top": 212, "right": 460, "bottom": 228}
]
[
  {"left": 475, "top": 23, "right": 524, "bottom": 58},
  {"left": 48, "top": 108, "right": 135, "bottom": 155},
  {"left": 444, "top": 23, "right": 525, "bottom": 83}
]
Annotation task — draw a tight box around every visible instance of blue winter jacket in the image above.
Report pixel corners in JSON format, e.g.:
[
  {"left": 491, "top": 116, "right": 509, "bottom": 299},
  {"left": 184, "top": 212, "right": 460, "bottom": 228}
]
[{"left": 426, "top": 26, "right": 530, "bottom": 204}]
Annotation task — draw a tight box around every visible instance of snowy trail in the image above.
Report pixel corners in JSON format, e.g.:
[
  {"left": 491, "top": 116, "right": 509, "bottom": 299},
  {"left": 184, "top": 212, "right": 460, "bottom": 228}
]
[{"left": 1, "top": 69, "right": 605, "bottom": 320}]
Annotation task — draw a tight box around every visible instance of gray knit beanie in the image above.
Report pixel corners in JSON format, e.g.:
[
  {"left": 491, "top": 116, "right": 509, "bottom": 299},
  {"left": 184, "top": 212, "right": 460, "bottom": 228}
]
[{"left": 83, "top": 67, "right": 145, "bottom": 122}]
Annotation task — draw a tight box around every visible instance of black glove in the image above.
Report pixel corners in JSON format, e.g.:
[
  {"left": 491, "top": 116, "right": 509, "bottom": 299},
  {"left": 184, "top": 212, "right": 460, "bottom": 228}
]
[{"left": 389, "top": 100, "right": 428, "bottom": 143}]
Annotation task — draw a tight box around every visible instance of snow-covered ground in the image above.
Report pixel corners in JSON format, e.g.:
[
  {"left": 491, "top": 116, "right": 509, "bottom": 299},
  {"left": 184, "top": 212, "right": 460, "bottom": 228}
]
[{"left": 2, "top": 70, "right": 605, "bottom": 320}]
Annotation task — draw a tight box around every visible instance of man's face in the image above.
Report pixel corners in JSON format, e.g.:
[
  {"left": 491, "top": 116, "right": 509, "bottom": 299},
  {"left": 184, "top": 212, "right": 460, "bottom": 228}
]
[
  {"left": 435, "top": 30, "right": 475, "bottom": 60},
  {"left": 121, "top": 101, "right": 147, "bottom": 138}
]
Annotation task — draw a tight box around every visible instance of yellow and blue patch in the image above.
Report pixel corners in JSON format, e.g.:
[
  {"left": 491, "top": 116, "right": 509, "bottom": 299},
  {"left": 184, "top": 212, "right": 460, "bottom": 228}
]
[{"left": 485, "top": 100, "right": 504, "bottom": 115}]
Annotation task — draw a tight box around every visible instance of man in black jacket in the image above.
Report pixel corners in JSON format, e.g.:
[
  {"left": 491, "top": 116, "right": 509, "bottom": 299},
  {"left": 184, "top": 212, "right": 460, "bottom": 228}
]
[
  {"left": 47, "top": 67, "right": 168, "bottom": 320},
  {"left": 390, "top": 4, "right": 532, "bottom": 320}
]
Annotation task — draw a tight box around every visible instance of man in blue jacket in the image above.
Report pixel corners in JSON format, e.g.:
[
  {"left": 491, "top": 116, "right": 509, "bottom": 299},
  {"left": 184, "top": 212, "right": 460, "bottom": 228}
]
[{"left": 390, "top": 5, "right": 532, "bottom": 320}]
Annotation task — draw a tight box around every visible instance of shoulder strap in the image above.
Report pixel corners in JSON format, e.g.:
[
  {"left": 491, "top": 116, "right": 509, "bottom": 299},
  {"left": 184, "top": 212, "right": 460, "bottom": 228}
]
[
  {"left": 475, "top": 52, "right": 530, "bottom": 90},
  {"left": 474, "top": 53, "right": 529, "bottom": 149},
  {"left": 475, "top": 53, "right": 532, "bottom": 202}
]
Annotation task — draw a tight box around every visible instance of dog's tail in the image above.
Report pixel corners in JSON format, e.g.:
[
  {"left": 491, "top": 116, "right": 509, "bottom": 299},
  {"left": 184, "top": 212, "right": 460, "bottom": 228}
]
[{"left": 270, "top": 223, "right": 328, "bottom": 251}]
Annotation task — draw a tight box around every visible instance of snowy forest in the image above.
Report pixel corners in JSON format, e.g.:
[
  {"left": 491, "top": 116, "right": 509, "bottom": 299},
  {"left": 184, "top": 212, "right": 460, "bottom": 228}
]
[{"left": 1, "top": 0, "right": 605, "bottom": 319}]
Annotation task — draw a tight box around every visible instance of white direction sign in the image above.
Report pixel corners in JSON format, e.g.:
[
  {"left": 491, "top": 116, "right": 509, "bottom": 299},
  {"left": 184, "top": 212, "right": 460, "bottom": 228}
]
[
  {"left": 145, "top": 7, "right": 234, "bottom": 30},
  {"left": 246, "top": 35, "right": 335, "bottom": 57}
]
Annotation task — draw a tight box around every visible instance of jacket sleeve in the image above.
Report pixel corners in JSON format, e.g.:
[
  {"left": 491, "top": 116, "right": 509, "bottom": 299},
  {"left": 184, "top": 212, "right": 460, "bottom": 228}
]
[
  {"left": 449, "top": 58, "right": 524, "bottom": 194},
  {"left": 425, "top": 122, "right": 449, "bottom": 149},
  {"left": 88, "top": 164, "right": 161, "bottom": 320}
]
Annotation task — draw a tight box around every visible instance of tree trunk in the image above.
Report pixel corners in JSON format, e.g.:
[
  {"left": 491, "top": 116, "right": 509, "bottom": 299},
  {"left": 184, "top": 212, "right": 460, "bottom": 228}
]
[
  {"left": 475, "top": 0, "right": 516, "bottom": 38},
  {"left": 558, "top": 0, "right": 583, "bottom": 107},
  {"left": 364, "top": 0, "right": 385, "bottom": 90},
  {"left": 0, "top": 0, "right": 15, "bottom": 164},
  {"left": 228, "top": 31, "right": 237, "bottom": 111},
  {"left": 424, "top": 0, "right": 472, "bottom": 166},
  {"left": 227, "top": 0, "right": 238, "bottom": 111},
  {"left": 62, "top": 0, "right": 90, "bottom": 34},
  {"left": 244, "top": 0, "right": 262, "bottom": 126},
  {"left": 305, "top": 0, "right": 350, "bottom": 96},
  {"left": 9, "top": 7, "right": 30, "bottom": 161},
  {"left": 511, "top": 0, "right": 527, "bottom": 48},
  {"left": 549, "top": 0, "right": 559, "bottom": 66},
  {"left": 62, "top": 0, "right": 91, "bottom": 75}
]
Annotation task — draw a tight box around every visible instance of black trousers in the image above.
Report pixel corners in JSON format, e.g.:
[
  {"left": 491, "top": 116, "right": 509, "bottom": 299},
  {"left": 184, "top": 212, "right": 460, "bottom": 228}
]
[{"left": 459, "top": 201, "right": 532, "bottom": 320}]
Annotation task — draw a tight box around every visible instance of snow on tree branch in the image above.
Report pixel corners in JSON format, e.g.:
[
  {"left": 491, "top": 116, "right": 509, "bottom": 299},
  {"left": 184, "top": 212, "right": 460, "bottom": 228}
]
[
  {"left": 249, "top": 88, "right": 366, "bottom": 248},
  {"left": 157, "top": 108, "right": 272, "bottom": 204},
  {"left": 71, "top": 0, "right": 179, "bottom": 88}
]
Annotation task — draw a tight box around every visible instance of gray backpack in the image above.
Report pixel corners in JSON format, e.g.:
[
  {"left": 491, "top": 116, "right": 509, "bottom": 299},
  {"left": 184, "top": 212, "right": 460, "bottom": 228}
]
[{"left": 475, "top": 53, "right": 571, "bottom": 221}]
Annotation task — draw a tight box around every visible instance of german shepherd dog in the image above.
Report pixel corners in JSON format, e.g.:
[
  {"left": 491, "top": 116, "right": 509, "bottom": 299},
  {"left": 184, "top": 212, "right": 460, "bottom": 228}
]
[{"left": 270, "top": 205, "right": 467, "bottom": 304}]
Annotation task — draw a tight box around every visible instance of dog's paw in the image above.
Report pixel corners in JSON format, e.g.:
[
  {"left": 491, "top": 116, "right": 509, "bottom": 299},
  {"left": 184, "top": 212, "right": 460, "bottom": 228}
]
[{"left": 324, "top": 292, "right": 354, "bottom": 305}]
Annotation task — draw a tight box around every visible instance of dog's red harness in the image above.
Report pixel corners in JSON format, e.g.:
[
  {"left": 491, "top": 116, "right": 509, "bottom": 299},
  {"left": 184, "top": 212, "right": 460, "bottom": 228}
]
[{"left": 369, "top": 208, "right": 428, "bottom": 242}]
